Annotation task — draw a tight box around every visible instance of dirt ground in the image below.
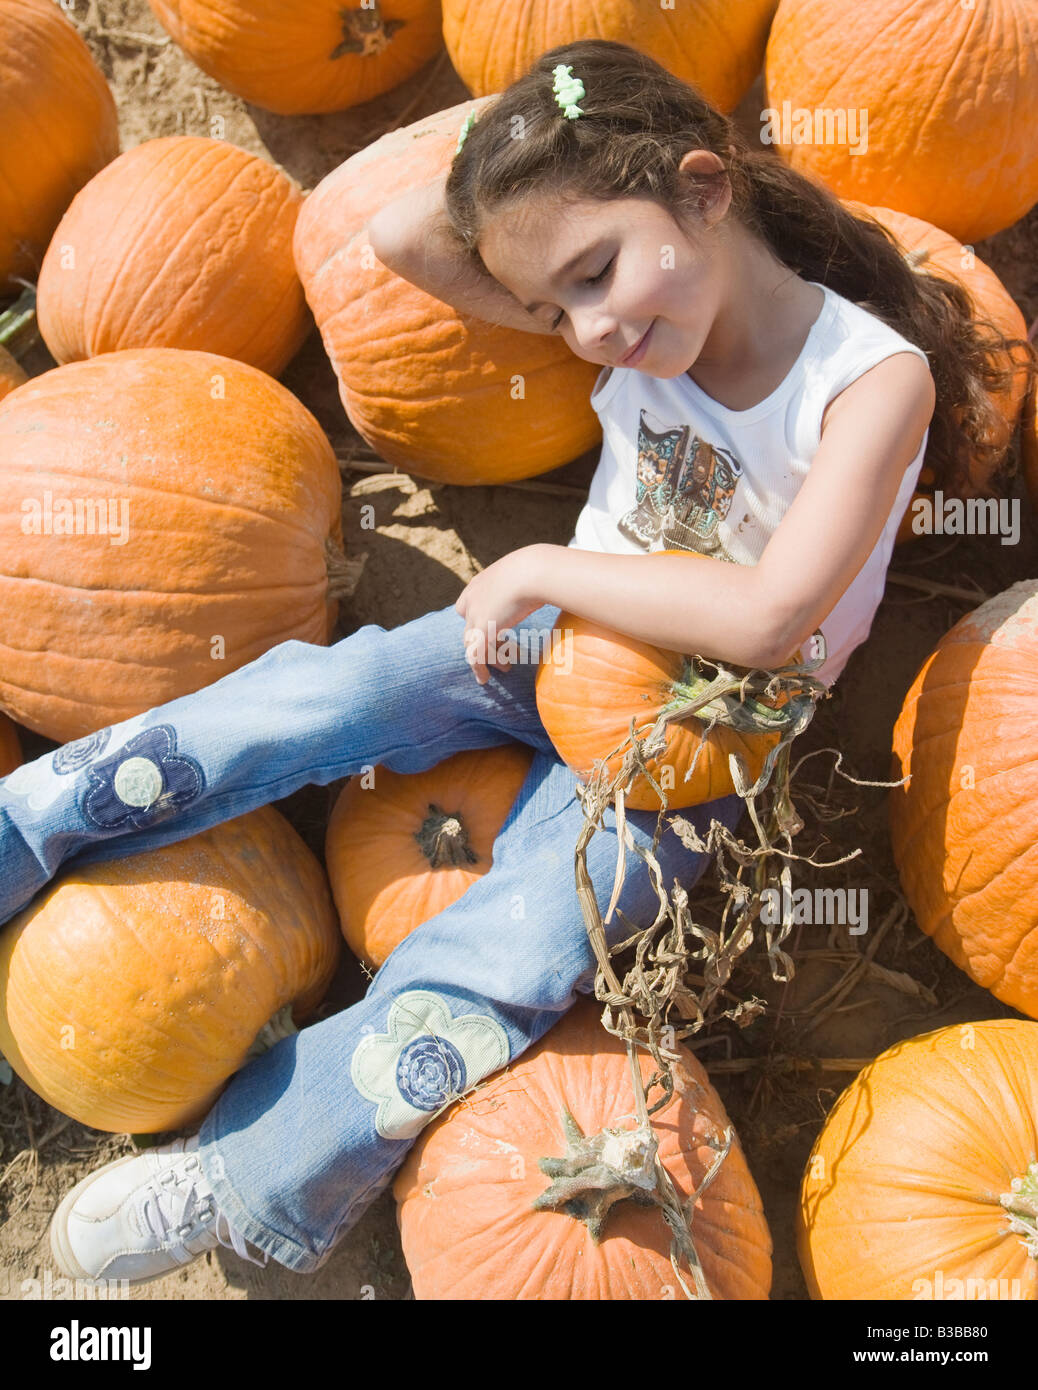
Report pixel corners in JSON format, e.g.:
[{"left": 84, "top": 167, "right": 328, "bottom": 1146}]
[{"left": 1, "top": 1, "right": 1037, "bottom": 1303}]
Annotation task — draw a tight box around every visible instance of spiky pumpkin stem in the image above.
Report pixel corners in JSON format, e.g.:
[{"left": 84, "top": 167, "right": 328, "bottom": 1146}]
[
  {"left": 0, "top": 285, "right": 37, "bottom": 355},
  {"left": 324, "top": 536, "right": 365, "bottom": 602},
  {"left": 1001, "top": 1160, "right": 1038, "bottom": 1259},
  {"left": 415, "top": 804, "right": 478, "bottom": 869},
  {"left": 331, "top": 3, "right": 405, "bottom": 61},
  {"left": 532, "top": 1107, "right": 659, "bottom": 1242}
]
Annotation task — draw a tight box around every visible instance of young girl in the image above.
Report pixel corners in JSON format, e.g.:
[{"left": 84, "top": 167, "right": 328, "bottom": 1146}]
[{"left": 2, "top": 38, "right": 1013, "bottom": 1286}]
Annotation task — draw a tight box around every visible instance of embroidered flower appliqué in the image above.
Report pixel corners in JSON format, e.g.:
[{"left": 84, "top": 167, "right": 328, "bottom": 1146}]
[
  {"left": 82, "top": 724, "right": 205, "bottom": 830},
  {"left": 1, "top": 726, "right": 115, "bottom": 811},
  {"left": 351, "top": 990, "right": 510, "bottom": 1140}
]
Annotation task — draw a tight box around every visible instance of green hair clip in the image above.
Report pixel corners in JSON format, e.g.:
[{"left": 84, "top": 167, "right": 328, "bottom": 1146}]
[
  {"left": 552, "top": 63, "right": 585, "bottom": 119},
  {"left": 455, "top": 109, "right": 477, "bottom": 155}
]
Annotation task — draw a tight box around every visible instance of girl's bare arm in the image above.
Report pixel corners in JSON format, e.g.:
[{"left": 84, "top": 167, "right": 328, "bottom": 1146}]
[{"left": 365, "top": 172, "right": 555, "bottom": 336}]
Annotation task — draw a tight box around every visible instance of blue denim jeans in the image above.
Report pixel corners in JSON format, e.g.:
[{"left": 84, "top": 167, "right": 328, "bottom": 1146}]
[{"left": 0, "top": 601, "right": 744, "bottom": 1271}]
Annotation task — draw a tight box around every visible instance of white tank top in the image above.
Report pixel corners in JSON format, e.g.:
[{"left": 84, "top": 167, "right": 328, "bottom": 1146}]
[{"left": 567, "top": 282, "right": 929, "bottom": 686}]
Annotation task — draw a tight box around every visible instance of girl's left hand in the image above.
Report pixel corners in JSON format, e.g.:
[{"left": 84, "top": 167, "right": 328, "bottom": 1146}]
[{"left": 455, "top": 544, "right": 549, "bottom": 685}]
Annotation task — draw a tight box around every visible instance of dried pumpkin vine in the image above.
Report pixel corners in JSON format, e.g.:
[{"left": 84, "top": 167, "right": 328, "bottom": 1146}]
[{"left": 541, "top": 636, "right": 880, "bottom": 1297}]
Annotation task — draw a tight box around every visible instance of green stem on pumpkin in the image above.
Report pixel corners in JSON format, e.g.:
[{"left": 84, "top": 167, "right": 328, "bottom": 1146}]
[
  {"left": 1000, "top": 1160, "right": 1038, "bottom": 1260},
  {"left": 0, "top": 285, "right": 37, "bottom": 356}
]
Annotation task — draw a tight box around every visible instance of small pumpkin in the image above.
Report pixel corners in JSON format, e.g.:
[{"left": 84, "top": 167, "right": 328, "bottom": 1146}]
[
  {"left": 0, "top": 349, "right": 346, "bottom": 743},
  {"left": 146, "top": 0, "right": 444, "bottom": 115},
  {"left": 394, "top": 998, "right": 773, "bottom": 1299},
  {"left": 37, "top": 138, "right": 309, "bottom": 377},
  {"left": 890, "top": 580, "right": 1038, "bottom": 1019},
  {"left": 799, "top": 1019, "right": 1038, "bottom": 1301},
  {"left": 534, "top": 563, "right": 792, "bottom": 810},
  {"left": 844, "top": 203, "right": 1029, "bottom": 545},
  {"left": 0, "top": 0, "right": 119, "bottom": 294},
  {"left": 442, "top": 0, "right": 780, "bottom": 115},
  {"left": 0, "top": 804, "right": 341, "bottom": 1133},
  {"left": 325, "top": 744, "right": 533, "bottom": 969},
  {"left": 293, "top": 97, "right": 602, "bottom": 484},
  {"left": 765, "top": 0, "right": 1038, "bottom": 243},
  {"left": 0, "top": 712, "right": 21, "bottom": 776}
]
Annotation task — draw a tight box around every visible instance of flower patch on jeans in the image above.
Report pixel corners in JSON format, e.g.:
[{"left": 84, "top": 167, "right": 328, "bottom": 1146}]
[
  {"left": 82, "top": 724, "right": 205, "bottom": 830},
  {"left": 351, "top": 990, "right": 510, "bottom": 1140},
  {"left": 2, "top": 727, "right": 116, "bottom": 811}
]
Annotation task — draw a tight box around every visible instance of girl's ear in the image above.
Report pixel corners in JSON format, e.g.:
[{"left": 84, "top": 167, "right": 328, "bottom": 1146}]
[{"left": 678, "top": 148, "right": 732, "bottom": 226}]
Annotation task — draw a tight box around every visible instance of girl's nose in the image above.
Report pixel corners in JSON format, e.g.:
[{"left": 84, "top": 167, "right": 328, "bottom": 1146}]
[{"left": 572, "top": 305, "right": 620, "bottom": 356}]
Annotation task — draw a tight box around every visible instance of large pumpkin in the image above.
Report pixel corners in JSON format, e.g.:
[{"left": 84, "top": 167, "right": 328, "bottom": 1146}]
[
  {"left": 394, "top": 998, "right": 773, "bottom": 1299},
  {"left": 535, "top": 566, "right": 790, "bottom": 811},
  {"left": 293, "top": 98, "right": 601, "bottom": 483},
  {"left": 0, "top": 0, "right": 119, "bottom": 294},
  {"left": 146, "top": 0, "right": 444, "bottom": 115},
  {"left": 799, "top": 1020, "right": 1038, "bottom": 1301},
  {"left": 37, "top": 138, "right": 308, "bottom": 377},
  {"left": 326, "top": 744, "right": 532, "bottom": 968},
  {"left": 442, "top": 0, "right": 779, "bottom": 115},
  {"left": 765, "top": 0, "right": 1038, "bottom": 243},
  {"left": 890, "top": 580, "right": 1038, "bottom": 1019},
  {"left": 0, "top": 712, "right": 20, "bottom": 776},
  {"left": 0, "top": 804, "right": 340, "bottom": 1132},
  {"left": 845, "top": 204, "right": 1030, "bottom": 545},
  {"left": 0, "top": 349, "right": 346, "bottom": 742}
]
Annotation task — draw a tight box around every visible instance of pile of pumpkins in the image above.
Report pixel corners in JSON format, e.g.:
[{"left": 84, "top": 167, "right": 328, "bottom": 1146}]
[{"left": 1, "top": 0, "right": 1037, "bottom": 1299}]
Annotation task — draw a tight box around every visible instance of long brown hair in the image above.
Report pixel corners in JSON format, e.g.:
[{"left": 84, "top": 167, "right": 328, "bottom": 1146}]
[{"left": 445, "top": 39, "right": 1033, "bottom": 499}]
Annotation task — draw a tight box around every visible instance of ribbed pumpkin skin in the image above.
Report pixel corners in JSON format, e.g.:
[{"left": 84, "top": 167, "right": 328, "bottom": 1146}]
[
  {"left": 765, "top": 0, "right": 1038, "bottom": 243},
  {"left": 0, "top": 349, "right": 344, "bottom": 742},
  {"left": 146, "top": 0, "right": 444, "bottom": 115},
  {"left": 0, "top": 805, "right": 341, "bottom": 1133},
  {"left": 846, "top": 204, "right": 1029, "bottom": 545},
  {"left": 0, "top": 346, "right": 26, "bottom": 402},
  {"left": 535, "top": 605, "right": 777, "bottom": 811},
  {"left": 325, "top": 744, "right": 533, "bottom": 968},
  {"left": 0, "top": 712, "right": 20, "bottom": 776},
  {"left": 443, "top": 0, "right": 779, "bottom": 115},
  {"left": 37, "top": 139, "right": 308, "bottom": 377},
  {"left": 394, "top": 999, "right": 773, "bottom": 1299},
  {"left": 293, "top": 98, "right": 601, "bottom": 484},
  {"left": 798, "top": 1020, "right": 1038, "bottom": 1301},
  {"left": 890, "top": 581, "right": 1038, "bottom": 1018},
  {"left": 0, "top": 0, "right": 119, "bottom": 294}
]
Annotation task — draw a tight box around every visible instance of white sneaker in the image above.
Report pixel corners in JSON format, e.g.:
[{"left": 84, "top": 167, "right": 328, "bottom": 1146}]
[{"left": 49, "top": 1136, "right": 269, "bottom": 1285}]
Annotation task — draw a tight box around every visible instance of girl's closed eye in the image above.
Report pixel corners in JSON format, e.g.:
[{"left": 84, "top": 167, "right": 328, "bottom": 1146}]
[{"left": 550, "top": 256, "right": 614, "bottom": 330}]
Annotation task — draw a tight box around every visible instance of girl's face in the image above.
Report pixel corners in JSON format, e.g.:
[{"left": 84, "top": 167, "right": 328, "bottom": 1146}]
[{"left": 477, "top": 166, "right": 731, "bottom": 375}]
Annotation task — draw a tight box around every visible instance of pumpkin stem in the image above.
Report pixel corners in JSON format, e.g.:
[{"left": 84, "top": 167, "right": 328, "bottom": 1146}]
[
  {"left": 531, "top": 1106, "right": 659, "bottom": 1243},
  {"left": 415, "top": 803, "right": 479, "bottom": 869},
  {"left": 1000, "top": 1160, "right": 1038, "bottom": 1260},
  {"left": 324, "top": 536, "right": 365, "bottom": 602},
  {"left": 331, "top": 3, "right": 405, "bottom": 61},
  {"left": 0, "top": 285, "right": 37, "bottom": 357},
  {"left": 246, "top": 1004, "right": 299, "bottom": 1060}
]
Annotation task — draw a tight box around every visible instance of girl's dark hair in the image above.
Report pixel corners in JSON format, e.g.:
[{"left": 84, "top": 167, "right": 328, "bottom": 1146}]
[{"left": 445, "top": 39, "right": 1034, "bottom": 499}]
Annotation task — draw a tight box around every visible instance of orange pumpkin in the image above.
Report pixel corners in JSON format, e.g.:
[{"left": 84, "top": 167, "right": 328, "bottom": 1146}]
[
  {"left": 0, "top": 712, "right": 21, "bottom": 776},
  {"left": 37, "top": 138, "right": 308, "bottom": 377},
  {"left": 844, "top": 204, "right": 1030, "bottom": 545},
  {"left": 293, "top": 97, "right": 601, "bottom": 483},
  {"left": 0, "top": 349, "right": 345, "bottom": 743},
  {"left": 765, "top": 0, "right": 1038, "bottom": 243},
  {"left": 0, "top": 0, "right": 119, "bottom": 294},
  {"left": 442, "top": 0, "right": 779, "bottom": 115},
  {"left": 890, "top": 580, "right": 1038, "bottom": 1019},
  {"left": 0, "top": 345, "right": 26, "bottom": 402},
  {"left": 146, "top": 0, "right": 444, "bottom": 115},
  {"left": 326, "top": 744, "right": 533, "bottom": 968},
  {"left": 394, "top": 998, "right": 773, "bottom": 1299},
  {"left": 0, "top": 805, "right": 340, "bottom": 1132},
  {"left": 535, "top": 575, "right": 789, "bottom": 811},
  {"left": 799, "top": 1020, "right": 1038, "bottom": 1301}
]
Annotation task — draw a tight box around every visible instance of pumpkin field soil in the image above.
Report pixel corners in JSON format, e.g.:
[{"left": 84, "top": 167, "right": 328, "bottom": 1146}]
[{"left": 2, "top": 1, "right": 1038, "bottom": 1303}]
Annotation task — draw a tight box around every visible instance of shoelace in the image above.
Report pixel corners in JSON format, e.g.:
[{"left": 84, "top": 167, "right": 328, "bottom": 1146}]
[{"left": 137, "top": 1151, "right": 268, "bottom": 1268}]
